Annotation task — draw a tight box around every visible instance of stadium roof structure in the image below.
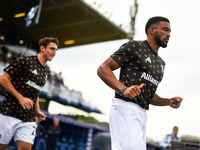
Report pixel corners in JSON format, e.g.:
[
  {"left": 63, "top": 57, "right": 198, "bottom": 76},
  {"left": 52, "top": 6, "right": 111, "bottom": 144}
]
[
  {"left": 40, "top": 91, "right": 102, "bottom": 114},
  {"left": 0, "top": 0, "right": 132, "bottom": 50},
  {"left": 42, "top": 110, "right": 109, "bottom": 131}
]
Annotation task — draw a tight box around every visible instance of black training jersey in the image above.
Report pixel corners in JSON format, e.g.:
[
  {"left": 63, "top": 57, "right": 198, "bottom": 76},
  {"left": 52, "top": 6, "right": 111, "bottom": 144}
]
[
  {"left": 0, "top": 55, "right": 50, "bottom": 122},
  {"left": 111, "top": 40, "right": 165, "bottom": 109}
]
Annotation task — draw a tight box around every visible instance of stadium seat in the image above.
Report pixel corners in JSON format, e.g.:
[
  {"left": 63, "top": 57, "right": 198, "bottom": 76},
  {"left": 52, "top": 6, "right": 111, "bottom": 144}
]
[
  {"left": 59, "top": 137, "right": 68, "bottom": 150},
  {"left": 34, "top": 136, "right": 46, "bottom": 150},
  {"left": 68, "top": 139, "right": 75, "bottom": 150},
  {"left": 55, "top": 141, "right": 61, "bottom": 150}
]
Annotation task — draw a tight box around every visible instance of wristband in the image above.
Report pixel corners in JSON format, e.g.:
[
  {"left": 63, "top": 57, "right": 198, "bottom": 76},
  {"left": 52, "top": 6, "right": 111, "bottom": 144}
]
[{"left": 121, "top": 87, "right": 128, "bottom": 96}]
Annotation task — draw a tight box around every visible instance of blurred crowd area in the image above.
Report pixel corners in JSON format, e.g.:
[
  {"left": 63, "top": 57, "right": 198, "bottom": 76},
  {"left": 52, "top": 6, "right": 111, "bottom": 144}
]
[{"left": 0, "top": 41, "right": 21, "bottom": 65}]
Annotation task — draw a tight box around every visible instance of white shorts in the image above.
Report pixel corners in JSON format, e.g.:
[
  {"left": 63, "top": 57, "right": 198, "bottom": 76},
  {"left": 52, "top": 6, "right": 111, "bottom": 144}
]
[
  {"left": 109, "top": 98, "right": 147, "bottom": 150},
  {"left": 0, "top": 113, "right": 37, "bottom": 145}
]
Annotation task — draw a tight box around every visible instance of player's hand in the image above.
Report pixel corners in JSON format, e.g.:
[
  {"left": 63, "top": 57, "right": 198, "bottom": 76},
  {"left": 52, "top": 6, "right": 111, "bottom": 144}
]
[
  {"left": 169, "top": 97, "right": 183, "bottom": 108},
  {"left": 123, "top": 83, "right": 144, "bottom": 98},
  {"left": 167, "top": 144, "right": 172, "bottom": 148},
  {"left": 36, "top": 111, "right": 47, "bottom": 121},
  {"left": 18, "top": 97, "right": 34, "bottom": 110}
]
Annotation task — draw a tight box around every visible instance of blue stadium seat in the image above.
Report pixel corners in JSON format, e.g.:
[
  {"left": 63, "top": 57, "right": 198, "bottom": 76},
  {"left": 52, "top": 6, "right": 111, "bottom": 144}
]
[
  {"left": 94, "top": 145, "right": 100, "bottom": 150},
  {"left": 59, "top": 137, "right": 68, "bottom": 150},
  {"left": 55, "top": 141, "right": 61, "bottom": 150},
  {"left": 76, "top": 140, "right": 85, "bottom": 150},
  {"left": 34, "top": 136, "right": 46, "bottom": 150},
  {"left": 67, "top": 139, "right": 75, "bottom": 150}
]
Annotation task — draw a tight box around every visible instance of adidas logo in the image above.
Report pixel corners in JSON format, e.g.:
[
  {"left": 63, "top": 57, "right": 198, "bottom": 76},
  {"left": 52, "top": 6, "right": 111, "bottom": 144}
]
[
  {"left": 145, "top": 57, "right": 152, "bottom": 63},
  {"left": 32, "top": 69, "right": 37, "bottom": 75}
]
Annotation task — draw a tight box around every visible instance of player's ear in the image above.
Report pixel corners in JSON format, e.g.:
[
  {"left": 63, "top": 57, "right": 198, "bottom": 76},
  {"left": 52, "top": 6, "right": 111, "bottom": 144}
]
[
  {"left": 40, "top": 45, "right": 45, "bottom": 52},
  {"left": 149, "top": 27, "right": 155, "bottom": 35}
]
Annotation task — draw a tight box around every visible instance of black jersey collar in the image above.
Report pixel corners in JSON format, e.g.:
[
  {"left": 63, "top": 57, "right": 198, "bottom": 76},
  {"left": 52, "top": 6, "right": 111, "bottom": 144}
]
[
  {"left": 144, "top": 40, "right": 158, "bottom": 55},
  {"left": 36, "top": 55, "right": 46, "bottom": 68}
]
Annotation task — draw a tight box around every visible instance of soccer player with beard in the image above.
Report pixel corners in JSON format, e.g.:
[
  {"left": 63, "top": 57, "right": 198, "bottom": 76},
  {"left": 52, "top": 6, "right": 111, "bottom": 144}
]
[
  {"left": 0, "top": 37, "right": 59, "bottom": 150},
  {"left": 97, "top": 16, "right": 183, "bottom": 150}
]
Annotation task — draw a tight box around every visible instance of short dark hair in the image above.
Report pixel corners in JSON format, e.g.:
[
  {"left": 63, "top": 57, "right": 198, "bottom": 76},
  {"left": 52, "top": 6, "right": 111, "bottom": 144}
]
[
  {"left": 39, "top": 37, "right": 59, "bottom": 49},
  {"left": 145, "top": 16, "right": 170, "bottom": 35},
  {"left": 173, "top": 126, "right": 178, "bottom": 130}
]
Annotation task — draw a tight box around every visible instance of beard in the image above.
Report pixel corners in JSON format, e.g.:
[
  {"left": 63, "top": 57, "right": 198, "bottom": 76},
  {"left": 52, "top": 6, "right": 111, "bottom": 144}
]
[{"left": 155, "top": 32, "right": 168, "bottom": 48}]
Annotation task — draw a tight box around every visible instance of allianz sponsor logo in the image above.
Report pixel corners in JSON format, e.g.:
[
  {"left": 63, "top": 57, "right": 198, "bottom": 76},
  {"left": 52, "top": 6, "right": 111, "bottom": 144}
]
[
  {"left": 26, "top": 80, "right": 42, "bottom": 91},
  {"left": 140, "top": 72, "right": 159, "bottom": 86}
]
